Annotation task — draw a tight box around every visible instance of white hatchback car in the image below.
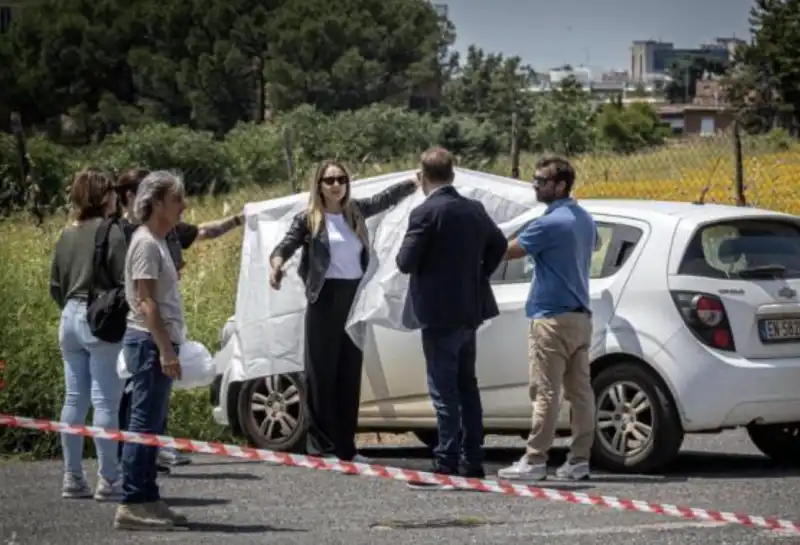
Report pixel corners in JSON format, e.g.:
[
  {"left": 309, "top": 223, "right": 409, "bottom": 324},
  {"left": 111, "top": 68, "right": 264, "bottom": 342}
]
[{"left": 209, "top": 199, "right": 800, "bottom": 473}]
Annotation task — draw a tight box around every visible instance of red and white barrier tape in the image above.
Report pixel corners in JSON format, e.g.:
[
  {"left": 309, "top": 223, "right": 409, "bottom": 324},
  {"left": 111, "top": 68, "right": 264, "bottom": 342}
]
[{"left": 1, "top": 412, "right": 798, "bottom": 536}]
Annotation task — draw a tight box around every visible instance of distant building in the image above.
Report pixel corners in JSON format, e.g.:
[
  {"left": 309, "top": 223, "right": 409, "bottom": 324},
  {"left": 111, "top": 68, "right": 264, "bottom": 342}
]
[{"left": 630, "top": 37, "right": 745, "bottom": 82}]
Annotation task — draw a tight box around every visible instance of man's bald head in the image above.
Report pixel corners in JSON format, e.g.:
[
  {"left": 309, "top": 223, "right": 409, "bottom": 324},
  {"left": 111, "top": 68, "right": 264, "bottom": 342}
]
[{"left": 420, "top": 147, "right": 455, "bottom": 185}]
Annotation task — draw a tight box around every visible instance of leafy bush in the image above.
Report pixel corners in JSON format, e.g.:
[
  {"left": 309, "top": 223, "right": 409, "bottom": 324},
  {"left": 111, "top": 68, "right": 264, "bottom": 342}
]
[
  {"left": 596, "top": 101, "right": 669, "bottom": 154},
  {"left": 0, "top": 134, "right": 78, "bottom": 215},
  {"left": 84, "top": 124, "right": 237, "bottom": 195}
]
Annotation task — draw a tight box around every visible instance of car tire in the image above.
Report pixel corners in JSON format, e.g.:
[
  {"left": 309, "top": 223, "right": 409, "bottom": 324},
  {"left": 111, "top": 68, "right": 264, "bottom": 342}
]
[
  {"left": 590, "top": 363, "right": 684, "bottom": 474},
  {"left": 746, "top": 422, "right": 800, "bottom": 467},
  {"left": 237, "top": 373, "right": 308, "bottom": 453}
]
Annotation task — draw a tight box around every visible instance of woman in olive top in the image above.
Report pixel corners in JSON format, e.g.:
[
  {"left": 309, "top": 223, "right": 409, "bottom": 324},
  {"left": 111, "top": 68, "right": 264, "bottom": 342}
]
[{"left": 50, "top": 169, "right": 127, "bottom": 501}]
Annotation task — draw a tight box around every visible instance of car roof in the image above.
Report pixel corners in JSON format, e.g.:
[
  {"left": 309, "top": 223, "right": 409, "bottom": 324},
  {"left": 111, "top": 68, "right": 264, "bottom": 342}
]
[{"left": 577, "top": 199, "right": 797, "bottom": 225}]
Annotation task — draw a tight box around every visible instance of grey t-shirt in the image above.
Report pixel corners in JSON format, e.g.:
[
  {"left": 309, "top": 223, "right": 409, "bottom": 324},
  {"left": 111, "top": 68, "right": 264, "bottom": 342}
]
[{"left": 124, "top": 225, "right": 186, "bottom": 344}]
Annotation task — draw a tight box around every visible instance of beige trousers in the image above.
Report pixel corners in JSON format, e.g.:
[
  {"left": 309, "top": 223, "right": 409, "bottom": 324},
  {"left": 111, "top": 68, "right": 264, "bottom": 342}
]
[{"left": 525, "top": 312, "right": 595, "bottom": 464}]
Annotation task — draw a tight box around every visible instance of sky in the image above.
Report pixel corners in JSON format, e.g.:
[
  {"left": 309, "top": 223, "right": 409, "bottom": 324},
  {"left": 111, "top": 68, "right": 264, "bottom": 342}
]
[{"left": 443, "top": 0, "right": 754, "bottom": 73}]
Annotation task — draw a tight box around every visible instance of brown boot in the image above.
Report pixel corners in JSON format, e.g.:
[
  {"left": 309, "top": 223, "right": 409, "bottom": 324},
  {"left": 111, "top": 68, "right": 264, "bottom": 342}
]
[
  {"left": 154, "top": 500, "right": 189, "bottom": 526},
  {"left": 113, "top": 503, "right": 182, "bottom": 531}
]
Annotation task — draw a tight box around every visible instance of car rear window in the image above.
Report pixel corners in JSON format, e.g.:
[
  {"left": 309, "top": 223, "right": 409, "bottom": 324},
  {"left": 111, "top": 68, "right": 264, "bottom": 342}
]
[{"left": 678, "top": 219, "right": 800, "bottom": 279}]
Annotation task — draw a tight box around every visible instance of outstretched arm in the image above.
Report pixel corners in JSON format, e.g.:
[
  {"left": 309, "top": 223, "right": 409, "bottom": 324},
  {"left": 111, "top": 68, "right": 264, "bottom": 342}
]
[
  {"left": 355, "top": 179, "right": 418, "bottom": 219},
  {"left": 196, "top": 213, "right": 244, "bottom": 241}
]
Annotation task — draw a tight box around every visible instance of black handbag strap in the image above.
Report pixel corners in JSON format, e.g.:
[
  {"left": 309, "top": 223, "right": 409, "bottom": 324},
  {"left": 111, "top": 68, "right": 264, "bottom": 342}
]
[{"left": 88, "top": 218, "right": 115, "bottom": 304}]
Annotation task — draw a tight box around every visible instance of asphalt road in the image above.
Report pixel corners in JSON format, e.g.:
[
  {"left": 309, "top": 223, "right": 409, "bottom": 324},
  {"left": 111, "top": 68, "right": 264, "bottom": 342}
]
[{"left": 1, "top": 431, "right": 799, "bottom": 545}]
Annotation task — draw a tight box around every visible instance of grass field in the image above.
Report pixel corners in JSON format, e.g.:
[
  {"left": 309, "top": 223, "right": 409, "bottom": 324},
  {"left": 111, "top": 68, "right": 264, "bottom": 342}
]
[{"left": 1, "top": 133, "right": 799, "bottom": 458}]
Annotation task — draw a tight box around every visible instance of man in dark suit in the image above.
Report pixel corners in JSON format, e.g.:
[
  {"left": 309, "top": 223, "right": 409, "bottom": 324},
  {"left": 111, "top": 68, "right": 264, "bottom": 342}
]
[{"left": 396, "top": 147, "right": 508, "bottom": 488}]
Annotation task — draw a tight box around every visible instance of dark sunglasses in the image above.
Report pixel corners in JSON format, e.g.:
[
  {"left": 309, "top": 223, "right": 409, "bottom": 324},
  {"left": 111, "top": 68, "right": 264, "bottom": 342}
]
[
  {"left": 321, "top": 175, "right": 349, "bottom": 186},
  {"left": 532, "top": 176, "right": 553, "bottom": 188}
]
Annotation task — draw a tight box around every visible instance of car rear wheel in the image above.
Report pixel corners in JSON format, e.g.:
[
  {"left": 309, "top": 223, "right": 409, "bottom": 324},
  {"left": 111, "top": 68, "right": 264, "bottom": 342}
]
[
  {"left": 746, "top": 422, "right": 800, "bottom": 467},
  {"left": 237, "top": 373, "right": 308, "bottom": 452},
  {"left": 591, "top": 363, "right": 684, "bottom": 473}
]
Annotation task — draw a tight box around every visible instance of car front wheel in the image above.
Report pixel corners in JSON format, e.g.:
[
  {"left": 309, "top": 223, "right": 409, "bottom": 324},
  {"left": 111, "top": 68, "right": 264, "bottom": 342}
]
[
  {"left": 237, "top": 373, "right": 308, "bottom": 452},
  {"left": 746, "top": 422, "right": 800, "bottom": 467},
  {"left": 591, "top": 363, "right": 684, "bottom": 473}
]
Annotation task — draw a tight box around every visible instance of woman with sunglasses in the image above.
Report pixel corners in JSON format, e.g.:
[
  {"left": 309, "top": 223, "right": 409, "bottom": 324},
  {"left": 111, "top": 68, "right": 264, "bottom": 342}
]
[{"left": 269, "top": 161, "right": 418, "bottom": 461}]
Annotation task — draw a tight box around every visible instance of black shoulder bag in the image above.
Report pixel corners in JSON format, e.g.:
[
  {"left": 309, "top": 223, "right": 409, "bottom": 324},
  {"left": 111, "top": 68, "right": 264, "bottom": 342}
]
[{"left": 87, "top": 218, "right": 129, "bottom": 343}]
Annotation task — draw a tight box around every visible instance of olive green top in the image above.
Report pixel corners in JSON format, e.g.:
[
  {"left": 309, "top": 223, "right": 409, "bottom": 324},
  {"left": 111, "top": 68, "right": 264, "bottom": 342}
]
[{"left": 50, "top": 218, "right": 127, "bottom": 309}]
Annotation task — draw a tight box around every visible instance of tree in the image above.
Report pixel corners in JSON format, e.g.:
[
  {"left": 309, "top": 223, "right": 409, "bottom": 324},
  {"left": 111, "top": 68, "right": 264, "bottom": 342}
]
[
  {"left": 725, "top": 0, "right": 800, "bottom": 133},
  {"left": 442, "top": 45, "right": 537, "bottom": 146},
  {"left": 664, "top": 55, "right": 728, "bottom": 103},
  {"left": 596, "top": 101, "right": 669, "bottom": 153},
  {"left": 0, "top": 0, "right": 452, "bottom": 136},
  {"left": 530, "top": 76, "right": 596, "bottom": 155}
]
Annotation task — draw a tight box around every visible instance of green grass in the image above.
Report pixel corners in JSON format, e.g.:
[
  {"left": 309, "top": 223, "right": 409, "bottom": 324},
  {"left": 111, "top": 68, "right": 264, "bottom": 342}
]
[{"left": 1, "top": 139, "right": 798, "bottom": 459}]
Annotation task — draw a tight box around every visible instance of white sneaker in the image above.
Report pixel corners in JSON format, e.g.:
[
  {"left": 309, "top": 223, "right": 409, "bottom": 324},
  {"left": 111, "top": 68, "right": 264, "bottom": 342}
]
[
  {"left": 555, "top": 458, "right": 591, "bottom": 481},
  {"left": 94, "top": 477, "right": 123, "bottom": 501},
  {"left": 158, "top": 448, "right": 191, "bottom": 466},
  {"left": 62, "top": 472, "right": 92, "bottom": 499},
  {"left": 351, "top": 454, "right": 372, "bottom": 464},
  {"left": 497, "top": 458, "right": 548, "bottom": 482}
]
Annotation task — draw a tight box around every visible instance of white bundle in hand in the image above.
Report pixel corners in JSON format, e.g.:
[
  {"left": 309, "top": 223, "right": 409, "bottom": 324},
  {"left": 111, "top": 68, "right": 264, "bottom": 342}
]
[{"left": 116, "top": 340, "right": 216, "bottom": 390}]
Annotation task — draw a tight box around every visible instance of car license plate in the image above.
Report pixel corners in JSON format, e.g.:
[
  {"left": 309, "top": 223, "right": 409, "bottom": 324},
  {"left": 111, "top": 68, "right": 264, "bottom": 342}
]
[{"left": 759, "top": 318, "right": 800, "bottom": 343}]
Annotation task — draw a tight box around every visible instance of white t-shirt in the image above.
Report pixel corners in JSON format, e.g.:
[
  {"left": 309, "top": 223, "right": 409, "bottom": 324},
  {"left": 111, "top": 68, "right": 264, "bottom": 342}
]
[
  {"left": 124, "top": 226, "right": 186, "bottom": 344},
  {"left": 325, "top": 213, "right": 364, "bottom": 279}
]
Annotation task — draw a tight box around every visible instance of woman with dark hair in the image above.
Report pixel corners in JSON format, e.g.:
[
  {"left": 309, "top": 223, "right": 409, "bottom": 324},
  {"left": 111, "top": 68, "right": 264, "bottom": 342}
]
[
  {"left": 50, "top": 169, "right": 127, "bottom": 500},
  {"left": 269, "top": 161, "right": 418, "bottom": 461}
]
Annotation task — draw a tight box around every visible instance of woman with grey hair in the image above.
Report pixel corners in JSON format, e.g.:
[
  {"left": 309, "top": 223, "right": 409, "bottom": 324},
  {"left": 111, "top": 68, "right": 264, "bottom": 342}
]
[
  {"left": 114, "top": 171, "right": 191, "bottom": 531},
  {"left": 114, "top": 167, "right": 244, "bottom": 471}
]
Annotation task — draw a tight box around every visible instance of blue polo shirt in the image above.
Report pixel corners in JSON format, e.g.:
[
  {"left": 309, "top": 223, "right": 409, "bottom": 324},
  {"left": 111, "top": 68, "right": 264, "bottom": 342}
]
[{"left": 518, "top": 198, "right": 597, "bottom": 319}]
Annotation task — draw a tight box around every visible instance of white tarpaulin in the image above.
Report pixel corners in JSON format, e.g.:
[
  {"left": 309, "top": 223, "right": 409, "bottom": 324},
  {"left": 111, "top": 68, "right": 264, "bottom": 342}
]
[{"left": 226, "top": 168, "right": 542, "bottom": 382}]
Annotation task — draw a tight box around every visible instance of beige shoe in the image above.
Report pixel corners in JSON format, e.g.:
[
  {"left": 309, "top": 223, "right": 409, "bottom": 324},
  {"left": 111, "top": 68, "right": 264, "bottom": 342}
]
[
  {"left": 113, "top": 503, "right": 182, "bottom": 531},
  {"left": 154, "top": 499, "right": 189, "bottom": 526}
]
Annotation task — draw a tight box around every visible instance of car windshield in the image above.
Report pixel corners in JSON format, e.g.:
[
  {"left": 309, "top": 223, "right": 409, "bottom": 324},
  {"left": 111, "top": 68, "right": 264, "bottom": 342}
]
[{"left": 678, "top": 219, "right": 800, "bottom": 279}]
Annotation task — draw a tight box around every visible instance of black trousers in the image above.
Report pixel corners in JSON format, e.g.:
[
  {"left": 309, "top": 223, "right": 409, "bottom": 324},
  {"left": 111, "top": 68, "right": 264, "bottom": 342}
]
[{"left": 304, "top": 278, "right": 363, "bottom": 460}]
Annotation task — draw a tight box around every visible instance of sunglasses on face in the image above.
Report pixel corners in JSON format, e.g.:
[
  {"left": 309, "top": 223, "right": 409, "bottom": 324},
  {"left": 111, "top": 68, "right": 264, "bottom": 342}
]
[
  {"left": 321, "top": 175, "right": 349, "bottom": 186},
  {"left": 532, "top": 176, "right": 553, "bottom": 188}
]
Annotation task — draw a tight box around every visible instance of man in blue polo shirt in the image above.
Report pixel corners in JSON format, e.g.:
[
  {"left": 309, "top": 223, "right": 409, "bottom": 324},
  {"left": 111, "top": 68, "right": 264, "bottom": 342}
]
[{"left": 497, "top": 155, "right": 598, "bottom": 482}]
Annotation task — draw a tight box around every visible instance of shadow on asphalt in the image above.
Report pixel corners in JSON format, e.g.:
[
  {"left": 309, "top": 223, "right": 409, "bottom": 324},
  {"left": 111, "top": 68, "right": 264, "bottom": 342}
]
[
  {"left": 359, "top": 445, "right": 800, "bottom": 480},
  {"left": 186, "top": 522, "right": 305, "bottom": 533},
  {"left": 189, "top": 459, "right": 263, "bottom": 467},
  {"left": 165, "top": 496, "right": 231, "bottom": 507},
  {"left": 169, "top": 471, "right": 262, "bottom": 481}
]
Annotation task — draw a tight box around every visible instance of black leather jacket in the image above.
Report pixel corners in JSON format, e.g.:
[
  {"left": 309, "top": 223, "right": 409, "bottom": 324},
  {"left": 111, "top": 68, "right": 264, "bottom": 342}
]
[{"left": 270, "top": 180, "right": 417, "bottom": 303}]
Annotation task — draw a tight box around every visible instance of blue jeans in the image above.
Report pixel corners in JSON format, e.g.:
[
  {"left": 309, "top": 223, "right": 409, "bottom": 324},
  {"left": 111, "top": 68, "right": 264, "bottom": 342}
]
[
  {"left": 58, "top": 299, "right": 124, "bottom": 481},
  {"left": 120, "top": 329, "right": 177, "bottom": 504},
  {"left": 421, "top": 327, "right": 484, "bottom": 473}
]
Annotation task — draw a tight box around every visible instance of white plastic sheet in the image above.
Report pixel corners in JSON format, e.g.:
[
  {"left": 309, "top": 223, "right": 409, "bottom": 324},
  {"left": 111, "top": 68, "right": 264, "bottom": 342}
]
[
  {"left": 228, "top": 168, "right": 542, "bottom": 382},
  {"left": 116, "top": 339, "right": 216, "bottom": 390}
]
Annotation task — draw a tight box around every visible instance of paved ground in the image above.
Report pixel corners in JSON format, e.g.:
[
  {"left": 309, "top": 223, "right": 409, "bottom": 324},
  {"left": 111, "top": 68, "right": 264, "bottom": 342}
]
[{"left": 1, "top": 431, "right": 799, "bottom": 545}]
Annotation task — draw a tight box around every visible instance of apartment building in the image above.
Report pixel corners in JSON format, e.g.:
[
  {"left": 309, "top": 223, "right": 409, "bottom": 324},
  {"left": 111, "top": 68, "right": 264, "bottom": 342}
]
[{"left": 630, "top": 37, "right": 745, "bottom": 82}]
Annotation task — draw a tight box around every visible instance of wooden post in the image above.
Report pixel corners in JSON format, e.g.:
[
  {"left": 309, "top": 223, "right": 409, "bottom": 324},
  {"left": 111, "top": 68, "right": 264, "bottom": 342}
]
[
  {"left": 510, "top": 112, "right": 521, "bottom": 179},
  {"left": 283, "top": 127, "right": 297, "bottom": 192},
  {"left": 9, "top": 112, "right": 29, "bottom": 181},
  {"left": 733, "top": 120, "right": 746, "bottom": 206},
  {"left": 252, "top": 57, "right": 265, "bottom": 123}
]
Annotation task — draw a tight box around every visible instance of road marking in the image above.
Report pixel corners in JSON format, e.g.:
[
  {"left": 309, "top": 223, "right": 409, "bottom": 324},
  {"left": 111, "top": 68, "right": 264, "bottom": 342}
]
[{"left": 529, "top": 521, "right": 729, "bottom": 536}]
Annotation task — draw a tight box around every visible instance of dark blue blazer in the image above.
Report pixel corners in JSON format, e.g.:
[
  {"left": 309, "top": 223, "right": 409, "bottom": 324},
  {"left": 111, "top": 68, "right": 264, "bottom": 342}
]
[{"left": 396, "top": 185, "right": 508, "bottom": 330}]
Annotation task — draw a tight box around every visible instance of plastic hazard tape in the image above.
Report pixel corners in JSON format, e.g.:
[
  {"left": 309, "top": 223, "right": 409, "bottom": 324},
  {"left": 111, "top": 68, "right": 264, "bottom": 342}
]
[{"left": 1, "top": 412, "right": 798, "bottom": 536}]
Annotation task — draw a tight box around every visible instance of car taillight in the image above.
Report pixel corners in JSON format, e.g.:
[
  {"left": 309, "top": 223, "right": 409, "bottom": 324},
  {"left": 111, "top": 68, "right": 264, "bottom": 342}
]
[{"left": 670, "top": 291, "right": 736, "bottom": 352}]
